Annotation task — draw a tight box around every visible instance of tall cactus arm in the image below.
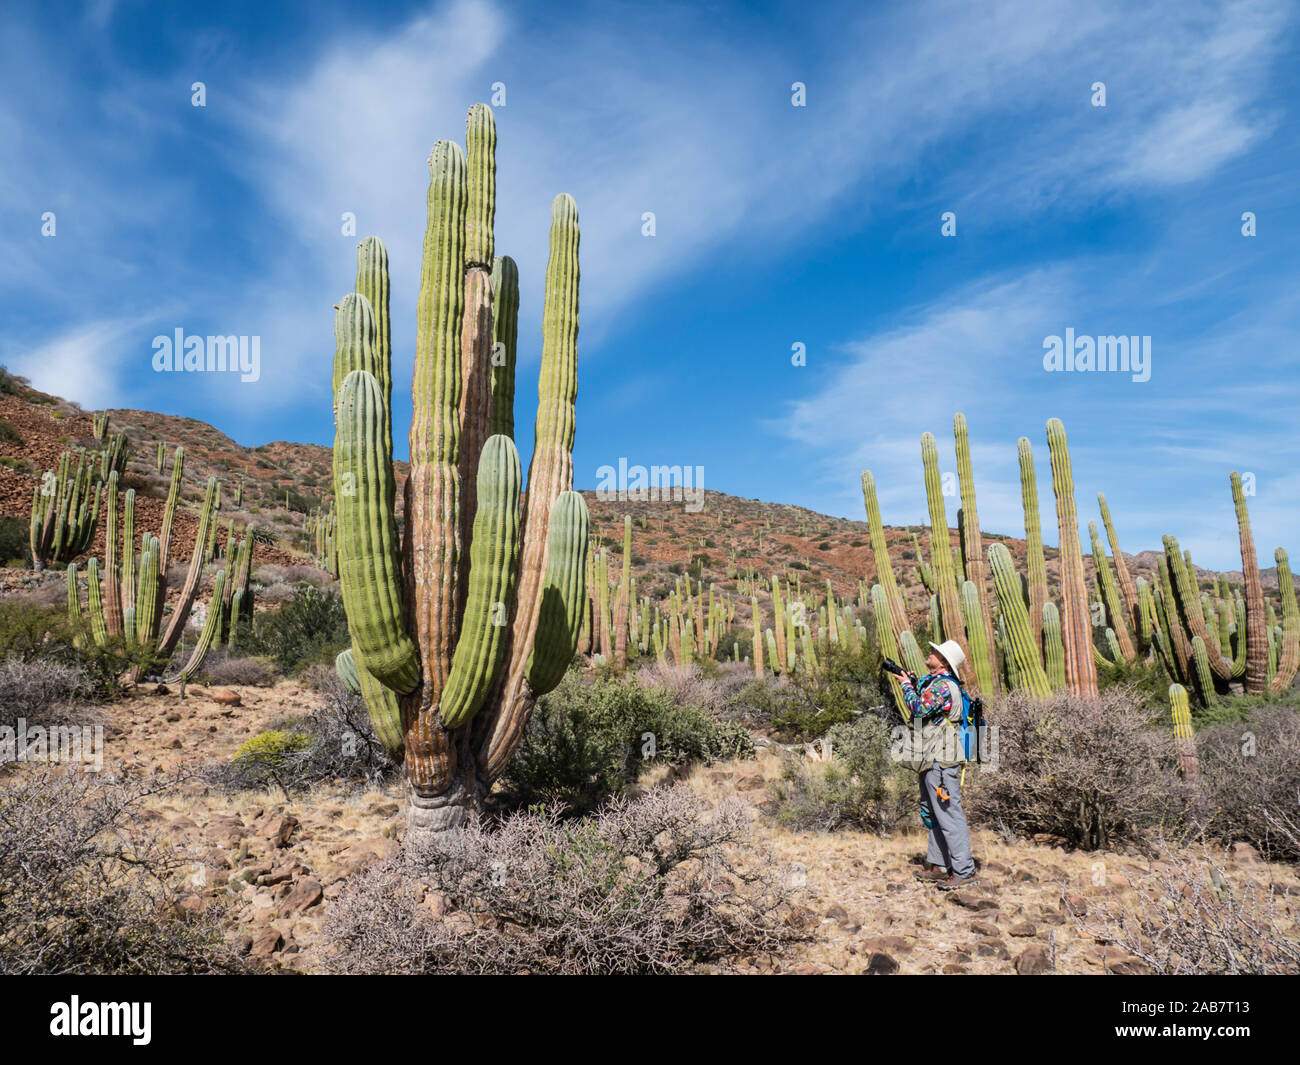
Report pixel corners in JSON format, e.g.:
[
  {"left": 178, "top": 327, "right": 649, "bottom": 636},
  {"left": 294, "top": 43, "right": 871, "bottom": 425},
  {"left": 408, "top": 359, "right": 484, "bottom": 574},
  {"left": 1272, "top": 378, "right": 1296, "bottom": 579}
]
[
  {"left": 525, "top": 491, "right": 590, "bottom": 694},
  {"left": 334, "top": 369, "right": 420, "bottom": 694},
  {"left": 355, "top": 236, "right": 393, "bottom": 455},
  {"left": 102, "top": 472, "right": 124, "bottom": 637},
  {"left": 1165, "top": 534, "right": 1233, "bottom": 680},
  {"left": 177, "top": 569, "right": 226, "bottom": 684},
  {"left": 1088, "top": 519, "right": 1135, "bottom": 661},
  {"left": 1098, "top": 493, "right": 1139, "bottom": 634},
  {"left": 1042, "top": 601, "right": 1067, "bottom": 691},
  {"left": 1169, "top": 683, "right": 1198, "bottom": 779},
  {"left": 1271, "top": 547, "right": 1299, "bottom": 692},
  {"left": 954, "top": 414, "right": 997, "bottom": 692},
  {"left": 157, "top": 477, "right": 220, "bottom": 660},
  {"left": 988, "top": 543, "right": 1052, "bottom": 697},
  {"left": 861, "top": 471, "right": 908, "bottom": 637},
  {"left": 478, "top": 192, "right": 580, "bottom": 780},
  {"left": 157, "top": 448, "right": 184, "bottom": 572},
  {"left": 921, "top": 431, "right": 975, "bottom": 691},
  {"left": 439, "top": 435, "right": 522, "bottom": 729},
  {"left": 959, "top": 579, "right": 995, "bottom": 693},
  {"left": 1045, "top": 418, "right": 1098, "bottom": 697},
  {"left": 85, "top": 558, "right": 108, "bottom": 648},
  {"left": 1231, "top": 472, "right": 1269, "bottom": 694},
  {"left": 408, "top": 139, "right": 469, "bottom": 710},
  {"left": 489, "top": 255, "right": 519, "bottom": 437}
]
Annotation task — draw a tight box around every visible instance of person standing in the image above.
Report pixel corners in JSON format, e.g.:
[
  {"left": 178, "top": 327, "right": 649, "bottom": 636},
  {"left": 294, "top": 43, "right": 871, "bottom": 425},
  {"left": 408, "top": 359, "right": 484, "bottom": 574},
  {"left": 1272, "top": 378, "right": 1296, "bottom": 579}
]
[{"left": 885, "top": 640, "right": 977, "bottom": 890}]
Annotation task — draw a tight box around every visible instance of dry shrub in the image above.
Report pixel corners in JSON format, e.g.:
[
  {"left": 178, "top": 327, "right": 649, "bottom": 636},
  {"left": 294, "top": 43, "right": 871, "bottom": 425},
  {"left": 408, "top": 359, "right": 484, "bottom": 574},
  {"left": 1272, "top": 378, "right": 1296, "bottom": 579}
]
[
  {"left": 770, "top": 715, "right": 912, "bottom": 833},
  {"left": 323, "top": 784, "right": 805, "bottom": 974},
  {"left": 200, "top": 652, "right": 274, "bottom": 688},
  {"left": 967, "top": 687, "right": 1187, "bottom": 850},
  {"left": 1069, "top": 847, "right": 1300, "bottom": 974},
  {"left": 0, "top": 768, "right": 246, "bottom": 974},
  {"left": 254, "top": 564, "right": 331, "bottom": 587},
  {"left": 1197, "top": 707, "right": 1300, "bottom": 862},
  {"left": 0, "top": 657, "right": 92, "bottom": 730}
]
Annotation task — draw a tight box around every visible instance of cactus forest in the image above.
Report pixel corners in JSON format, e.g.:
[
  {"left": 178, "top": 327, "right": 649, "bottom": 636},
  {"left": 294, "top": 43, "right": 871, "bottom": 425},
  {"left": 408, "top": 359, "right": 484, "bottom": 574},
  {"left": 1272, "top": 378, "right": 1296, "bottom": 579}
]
[{"left": 3, "top": 0, "right": 1299, "bottom": 988}]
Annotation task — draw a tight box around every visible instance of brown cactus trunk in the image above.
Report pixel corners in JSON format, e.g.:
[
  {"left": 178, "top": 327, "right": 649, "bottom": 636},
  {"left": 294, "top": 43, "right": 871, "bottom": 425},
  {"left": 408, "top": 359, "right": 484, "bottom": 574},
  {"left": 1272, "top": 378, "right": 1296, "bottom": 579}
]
[{"left": 1232, "top": 473, "right": 1268, "bottom": 693}]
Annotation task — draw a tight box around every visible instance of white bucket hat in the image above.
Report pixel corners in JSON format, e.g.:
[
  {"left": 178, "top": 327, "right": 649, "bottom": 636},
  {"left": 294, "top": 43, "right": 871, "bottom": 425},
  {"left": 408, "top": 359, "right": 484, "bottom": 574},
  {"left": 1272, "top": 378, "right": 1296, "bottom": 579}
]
[{"left": 929, "top": 639, "right": 966, "bottom": 675}]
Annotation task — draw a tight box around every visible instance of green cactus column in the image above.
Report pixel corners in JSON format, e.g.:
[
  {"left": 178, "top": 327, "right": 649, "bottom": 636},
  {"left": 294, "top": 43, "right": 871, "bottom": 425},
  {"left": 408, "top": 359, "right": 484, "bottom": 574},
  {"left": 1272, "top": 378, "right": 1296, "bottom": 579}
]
[
  {"left": 988, "top": 543, "right": 1051, "bottom": 697},
  {"left": 1190, "top": 635, "right": 1217, "bottom": 706},
  {"left": 334, "top": 365, "right": 420, "bottom": 694},
  {"left": 1230, "top": 472, "right": 1268, "bottom": 693},
  {"left": 1042, "top": 601, "right": 1066, "bottom": 691},
  {"left": 1088, "top": 520, "right": 1135, "bottom": 661},
  {"left": 613, "top": 515, "right": 631, "bottom": 668},
  {"left": 959, "top": 579, "right": 995, "bottom": 693},
  {"left": 1271, "top": 547, "right": 1298, "bottom": 693},
  {"left": 1165, "top": 535, "right": 1232, "bottom": 681},
  {"left": 861, "top": 471, "right": 907, "bottom": 636},
  {"left": 1013, "top": 439, "right": 1045, "bottom": 657},
  {"left": 1045, "top": 419, "right": 1098, "bottom": 697},
  {"left": 1098, "top": 493, "right": 1139, "bottom": 639},
  {"left": 1168, "top": 683, "right": 1198, "bottom": 779},
  {"left": 953, "top": 414, "right": 998, "bottom": 693},
  {"left": 921, "top": 432, "right": 976, "bottom": 692}
]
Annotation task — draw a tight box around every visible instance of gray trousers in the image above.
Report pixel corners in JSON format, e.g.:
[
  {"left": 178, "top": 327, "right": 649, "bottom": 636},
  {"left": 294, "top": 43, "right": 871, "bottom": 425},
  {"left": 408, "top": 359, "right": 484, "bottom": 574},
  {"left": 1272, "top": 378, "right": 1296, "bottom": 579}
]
[{"left": 919, "top": 764, "right": 974, "bottom": 877}]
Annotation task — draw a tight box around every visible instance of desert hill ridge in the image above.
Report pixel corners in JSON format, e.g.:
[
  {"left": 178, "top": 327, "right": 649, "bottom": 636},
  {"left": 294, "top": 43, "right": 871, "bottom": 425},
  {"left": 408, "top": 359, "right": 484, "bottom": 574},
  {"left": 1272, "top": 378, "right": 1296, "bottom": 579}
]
[{"left": 0, "top": 370, "right": 1273, "bottom": 614}]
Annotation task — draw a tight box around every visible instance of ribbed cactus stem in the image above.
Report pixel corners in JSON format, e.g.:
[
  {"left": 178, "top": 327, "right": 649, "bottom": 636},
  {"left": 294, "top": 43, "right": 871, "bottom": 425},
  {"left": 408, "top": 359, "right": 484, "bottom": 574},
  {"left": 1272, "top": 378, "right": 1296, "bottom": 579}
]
[
  {"left": 1191, "top": 635, "right": 1217, "bottom": 706},
  {"left": 1042, "top": 601, "right": 1066, "bottom": 691},
  {"left": 178, "top": 569, "right": 226, "bottom": 684},
  {"left": 1271, "top": 547, "right": 1298, "bottom": 693},
  {"left": 988, "top": 543, "right": 1051, "bottom": 697},
  {"left": 959, "top": 579, "right": 995, "bottom": 693},
  {"left": 861, "top": 471, "right": 907, "bottom": 636},
  {"left": 489, "top": 255, "right": 519, "bottom": 437},
  {"left": 1098, "top": 493, "right": 1139, "bottom": 638},
  {"left": 921, "top": 432, "right": 974, "bottom": 691},
  {"left": 953, "top": 414, "right": 997, "bottom": 692},
  {"left": 1088, "top": 519, "right": 1135, "bottom": 661},
  {"left": 1168, "top": 683, "right": 1198, "bottom": 779},
  {"left": 439, "top": 435, "right": 522, "bottom": 728},
  {"left": 524, "top": 492, "right": 589, "bottom": 693},
  {"left": 613, "top": 515, "right": 631, "bottom": 668},
  {"left": 1045, "top": 419, "right": 1098, "bottom": 697},
  {"left": 334, "top": 368, "right": 420, "bottom": 693},
  {"left": 158, "top": 447, "right": 183, "bottom": 572},
  {"left": 1230, "top": 472, "right": 1268, "bottom": 694},
  {"left": 1165, "top": 534, "right": 1232, "bottom": 681}
]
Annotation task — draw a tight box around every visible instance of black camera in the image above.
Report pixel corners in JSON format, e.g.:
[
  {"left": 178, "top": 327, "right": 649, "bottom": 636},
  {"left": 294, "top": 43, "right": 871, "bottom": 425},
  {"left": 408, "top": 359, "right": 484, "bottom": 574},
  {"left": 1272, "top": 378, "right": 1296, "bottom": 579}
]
[{"left": 881, "top": 657, "right": 905, "bottom": 676}]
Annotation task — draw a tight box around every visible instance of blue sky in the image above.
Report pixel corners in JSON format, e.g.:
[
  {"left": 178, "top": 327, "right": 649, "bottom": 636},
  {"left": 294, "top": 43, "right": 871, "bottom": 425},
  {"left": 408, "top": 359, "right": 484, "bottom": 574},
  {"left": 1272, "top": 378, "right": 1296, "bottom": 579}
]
[{"left": 2, "top": 0, "right": 1297, "bottom": 568}]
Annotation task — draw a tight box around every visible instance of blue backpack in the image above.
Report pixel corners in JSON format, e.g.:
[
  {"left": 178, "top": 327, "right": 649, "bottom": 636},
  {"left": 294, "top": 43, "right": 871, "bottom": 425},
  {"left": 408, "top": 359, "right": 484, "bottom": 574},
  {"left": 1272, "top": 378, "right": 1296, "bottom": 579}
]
[{"left": 918, "top": 674, "right": 986, "bottom": 764}]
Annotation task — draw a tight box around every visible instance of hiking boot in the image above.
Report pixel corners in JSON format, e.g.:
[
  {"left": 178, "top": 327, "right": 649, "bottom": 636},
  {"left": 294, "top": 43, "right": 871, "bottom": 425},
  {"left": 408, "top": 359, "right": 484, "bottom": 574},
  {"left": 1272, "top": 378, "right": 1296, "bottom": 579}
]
[
  {"left": 913, "top": 865, "right": 950, "bottom": 883},
  {"left": 935, "top": 873, "right": 978, "bottom": 890}
]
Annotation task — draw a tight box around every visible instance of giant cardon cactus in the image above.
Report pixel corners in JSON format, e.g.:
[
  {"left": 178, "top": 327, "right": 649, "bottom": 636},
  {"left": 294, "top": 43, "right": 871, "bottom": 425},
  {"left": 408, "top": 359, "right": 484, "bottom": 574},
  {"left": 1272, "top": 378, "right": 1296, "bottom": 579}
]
[{"left": 332, "top": 103, "right": 588, "bottom": 838}]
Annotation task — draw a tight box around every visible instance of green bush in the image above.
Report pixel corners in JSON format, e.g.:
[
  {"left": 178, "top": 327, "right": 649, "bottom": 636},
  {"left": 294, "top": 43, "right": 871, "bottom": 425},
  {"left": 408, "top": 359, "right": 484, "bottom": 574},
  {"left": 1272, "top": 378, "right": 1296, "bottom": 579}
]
[
  {"left": 770, "top": 715, "right": 911, "bottom": 833},
  {"left": 771, "top": 643, "right": 891, "bottom": 740},
  {"left": 501, "top": 672, "right": 752, "bottom": 815},
  {"left": 0, "top": 418, "right": 21, "bottom": 446},
  {"left": 0, "top": 516, "right": 28, "bottom": 565},
  {"left": 252, "top": 584, "right": 349, "bottom": 673}
]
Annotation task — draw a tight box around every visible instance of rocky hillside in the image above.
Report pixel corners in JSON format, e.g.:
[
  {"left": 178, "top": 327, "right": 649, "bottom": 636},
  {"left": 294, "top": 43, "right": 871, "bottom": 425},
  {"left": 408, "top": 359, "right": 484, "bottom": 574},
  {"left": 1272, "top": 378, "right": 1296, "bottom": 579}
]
[{"left": 0, "top": 370, "right": 1269, "bottom": 624}]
